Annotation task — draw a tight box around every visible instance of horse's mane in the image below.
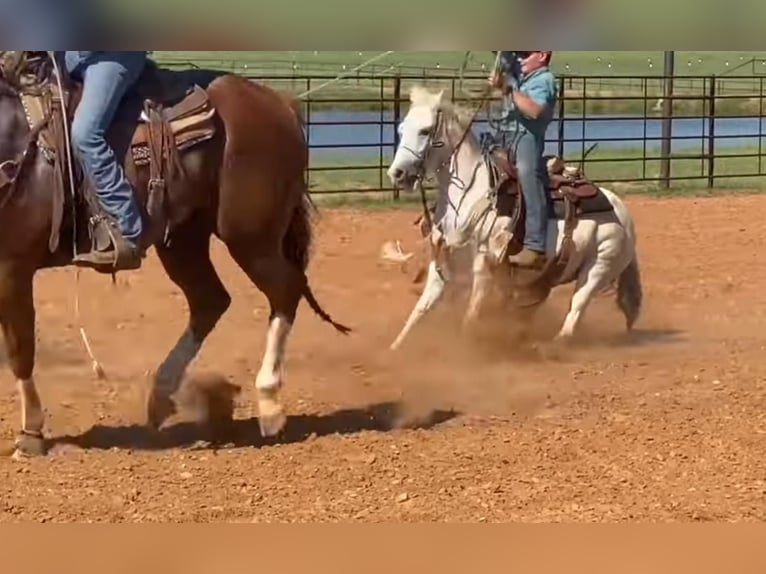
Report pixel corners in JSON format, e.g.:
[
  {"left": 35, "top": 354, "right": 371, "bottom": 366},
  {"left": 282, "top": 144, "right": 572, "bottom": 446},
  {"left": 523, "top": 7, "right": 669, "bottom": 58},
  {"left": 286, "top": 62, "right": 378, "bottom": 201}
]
[
  {"left": 408, "top": 85, "right": 476, "bottom": 132},
  {"left": 0, "top": 77, "right": 17, "bottom": 98},
  {"left": 0, "top": 51, "right": 55, "bottom": 95}
]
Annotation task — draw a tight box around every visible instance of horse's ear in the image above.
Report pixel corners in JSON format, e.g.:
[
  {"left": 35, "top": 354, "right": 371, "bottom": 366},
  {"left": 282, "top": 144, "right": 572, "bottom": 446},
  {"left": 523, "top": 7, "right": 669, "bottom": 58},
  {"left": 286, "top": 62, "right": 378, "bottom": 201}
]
[
  {"left": 410, "top": 86, "right": 444, "bottom": 109},
  {"left": 409, "top": 85, "right": 427, "bottom": 104}
]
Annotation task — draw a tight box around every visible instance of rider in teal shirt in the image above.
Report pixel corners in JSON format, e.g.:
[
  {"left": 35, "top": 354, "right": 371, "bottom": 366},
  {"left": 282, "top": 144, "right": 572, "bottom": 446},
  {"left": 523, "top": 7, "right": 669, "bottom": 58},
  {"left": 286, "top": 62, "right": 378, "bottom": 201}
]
[{"left": 491, "top": 51, "right": 557, "bottom": 268}]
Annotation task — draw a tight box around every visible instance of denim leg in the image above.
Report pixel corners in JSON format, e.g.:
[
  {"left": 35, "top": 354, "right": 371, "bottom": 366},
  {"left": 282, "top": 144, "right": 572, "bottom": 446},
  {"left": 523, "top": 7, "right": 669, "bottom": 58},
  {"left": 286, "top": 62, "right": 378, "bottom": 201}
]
[
  {"left": 513, "top": 131, "right": 549, "bottom": 252},
  {"left": 70, "top": 53, "right": 146, "bottom": 246}
]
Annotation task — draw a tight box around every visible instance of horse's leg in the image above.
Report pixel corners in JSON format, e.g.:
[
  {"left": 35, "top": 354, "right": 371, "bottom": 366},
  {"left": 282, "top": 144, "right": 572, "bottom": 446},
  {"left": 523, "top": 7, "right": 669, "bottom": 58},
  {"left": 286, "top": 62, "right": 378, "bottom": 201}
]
[
  {"left": 462, "top": 251, "right": 492, "bottom": 329},
  {"left": 227, "top": 245, "right": 305, "bottom": 438},
  {"left": 0, "top": 265, "right": 46, "bottom": 458},
  {"left": 147, "top": 222, "right": 231, "bottom": 429},
  {"left": 390, "top": 260, "right": 449, "bottom": 351},
  {"left": 556, "top": 255, "right": 611, "bottom": 340}
]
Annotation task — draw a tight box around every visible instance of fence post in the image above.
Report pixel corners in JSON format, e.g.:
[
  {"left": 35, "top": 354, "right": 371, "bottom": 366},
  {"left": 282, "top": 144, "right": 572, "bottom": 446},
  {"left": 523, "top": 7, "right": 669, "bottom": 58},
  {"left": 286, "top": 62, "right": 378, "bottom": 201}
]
[
  {"left": 557, "top": 75, "right": 566, "bottom": 159},
  {"left": 707, "top": 75, "right": 716, "bottom": 188},
  {"left": 305, "top": 78, "right": 312, "bottom": 191},
  {"left": 660, "top": 51, "right": 675, "bottom": 188},
  {"left": 392, "top": 75, "right": 402, "bottom": 200}
]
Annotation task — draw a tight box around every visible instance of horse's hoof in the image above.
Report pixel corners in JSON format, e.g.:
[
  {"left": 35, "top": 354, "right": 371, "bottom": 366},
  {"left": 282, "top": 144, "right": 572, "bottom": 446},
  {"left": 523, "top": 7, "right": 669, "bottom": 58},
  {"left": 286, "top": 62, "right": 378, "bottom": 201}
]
[
  {"left": 258, "top": 397, "right": 286, "bottom": 438},
  {"left": 536, "top": 337, "right": 571, "bottom": 361},
  {"left": 461, "top": 316, "right": 481, "bottom": 336},
  {"left": 12, "top": 432, "right": 47, "bottom": 459},
  {"left": 146, "top": 391, "right": 177, "bottom": 430},
  {"left": 553, "top": 333, "right": 574, "bottom": 345}
]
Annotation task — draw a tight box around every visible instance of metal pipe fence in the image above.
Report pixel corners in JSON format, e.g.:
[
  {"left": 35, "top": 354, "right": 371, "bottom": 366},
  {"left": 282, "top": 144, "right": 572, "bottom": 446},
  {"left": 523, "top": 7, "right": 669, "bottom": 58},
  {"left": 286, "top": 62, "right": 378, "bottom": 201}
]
[{"left": 171, "top": 68, "right": 766, "bottom": 195}]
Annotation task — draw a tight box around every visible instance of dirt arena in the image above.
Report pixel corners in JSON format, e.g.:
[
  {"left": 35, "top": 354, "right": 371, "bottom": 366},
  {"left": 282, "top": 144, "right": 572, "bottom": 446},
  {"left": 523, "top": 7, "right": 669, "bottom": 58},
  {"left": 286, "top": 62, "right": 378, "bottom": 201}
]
[{"left": 1, "top": 193, "right": 766, "bottom": 522}]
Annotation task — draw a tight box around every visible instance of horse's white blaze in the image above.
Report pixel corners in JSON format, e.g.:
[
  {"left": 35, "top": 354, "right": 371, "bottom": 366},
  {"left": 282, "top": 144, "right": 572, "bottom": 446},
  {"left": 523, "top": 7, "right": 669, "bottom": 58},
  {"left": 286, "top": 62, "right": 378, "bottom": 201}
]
[
  {"left": 256, "top": 315, "right": 291, "bottom": 392},
  {"left": 155, "top": 328, "right": 202, "bottom": 394},
  {"left": 386, "top": 86, "right": 641, "bottom": 348},
  {"left": 18, "top": 378, "right": 43, "bottom": 434}
]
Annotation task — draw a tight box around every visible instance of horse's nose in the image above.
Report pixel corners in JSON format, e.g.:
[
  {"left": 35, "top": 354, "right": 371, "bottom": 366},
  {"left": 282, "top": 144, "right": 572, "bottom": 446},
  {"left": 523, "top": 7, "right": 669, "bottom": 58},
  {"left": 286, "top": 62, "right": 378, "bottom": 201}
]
[{"left": 389, "top": 167, "right": 405, "bottom": 182}]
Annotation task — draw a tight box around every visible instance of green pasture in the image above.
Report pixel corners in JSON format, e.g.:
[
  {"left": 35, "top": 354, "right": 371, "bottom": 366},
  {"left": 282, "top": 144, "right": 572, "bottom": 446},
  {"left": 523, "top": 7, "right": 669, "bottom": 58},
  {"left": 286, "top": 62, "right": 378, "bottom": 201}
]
[
  {"left": 307, "top": 146, "right": 766, "bottom": 199},
  {"left": 154, "top": 51, "right": 766, "bottom": 77},
  {"left": 150, "top": 52, "right": 766, "bottom": 200},
  {"left": 153, "top": 52, "right": 766, "bottom": 115}
]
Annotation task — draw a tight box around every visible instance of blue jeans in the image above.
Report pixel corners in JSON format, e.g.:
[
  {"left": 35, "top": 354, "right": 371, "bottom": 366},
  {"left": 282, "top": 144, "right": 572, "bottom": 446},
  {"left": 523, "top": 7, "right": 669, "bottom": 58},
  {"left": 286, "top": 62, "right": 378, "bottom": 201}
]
[
  {"left": 66, "top": 51, "right": 146, "bottom": 246},
  {"left": 509, "top": 130, "right": 550, "bottom": 252}
]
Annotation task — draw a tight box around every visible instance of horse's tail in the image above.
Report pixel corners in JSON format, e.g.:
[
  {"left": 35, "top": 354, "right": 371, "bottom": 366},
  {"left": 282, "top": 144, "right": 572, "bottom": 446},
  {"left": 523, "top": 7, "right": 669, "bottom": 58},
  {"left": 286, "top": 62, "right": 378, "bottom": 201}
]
[
  {"left": 598, "top": 186, "right": 642, "bottom": 331},
  {"left": 282, "top": 182, "right": 351, "bottom": 336},
  {"left": 279, "top": 89, "right": 349, "bottom": 334},
  {"left": 289, "top": 96, "right": 306, "bottom": 130},
  {"left": 616, "top": 256, "right": 642, "bottom": 331},
  {"left": 280, "top": 92, "right": 307, "bottom": 135}
]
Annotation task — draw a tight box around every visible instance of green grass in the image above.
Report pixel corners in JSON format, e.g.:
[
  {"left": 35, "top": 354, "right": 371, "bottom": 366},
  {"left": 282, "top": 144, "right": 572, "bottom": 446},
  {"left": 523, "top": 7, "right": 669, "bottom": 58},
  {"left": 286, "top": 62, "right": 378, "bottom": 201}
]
[
  {"left": 153, "top": 51, "right": 766, "bottom": 77},
  {"left": 307, "top": 146, "right": 766, "bottom": 197},
  {"left": 152, "top": 52, "right": 766, "bottom": 115},
  {"left": 147, "top": 52, "right": 766, "bottom": 201}
]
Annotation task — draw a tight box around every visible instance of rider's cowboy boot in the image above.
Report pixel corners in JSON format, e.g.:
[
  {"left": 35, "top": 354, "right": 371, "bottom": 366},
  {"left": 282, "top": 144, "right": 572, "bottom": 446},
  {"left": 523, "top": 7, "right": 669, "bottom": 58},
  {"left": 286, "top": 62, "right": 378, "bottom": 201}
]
[
  {"left": 508, "top": 247, "right": 548, "bottom": 269},
  {"left": 73, "top": 221, "right": 143, "bottom": 272}
]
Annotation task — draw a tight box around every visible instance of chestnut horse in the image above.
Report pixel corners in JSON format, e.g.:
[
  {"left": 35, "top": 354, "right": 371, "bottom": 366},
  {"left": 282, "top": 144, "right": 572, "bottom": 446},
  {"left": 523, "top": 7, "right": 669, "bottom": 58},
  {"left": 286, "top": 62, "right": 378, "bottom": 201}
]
[{"left": 0, "top": 52, "right": 349, "bottom": 458}]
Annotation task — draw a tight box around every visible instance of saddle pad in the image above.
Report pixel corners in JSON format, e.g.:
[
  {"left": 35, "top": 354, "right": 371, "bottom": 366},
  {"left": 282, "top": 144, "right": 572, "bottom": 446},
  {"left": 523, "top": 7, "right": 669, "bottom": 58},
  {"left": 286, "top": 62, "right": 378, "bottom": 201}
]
[{"left": 551, "top": 190, "right": 614, "bottom": 219}]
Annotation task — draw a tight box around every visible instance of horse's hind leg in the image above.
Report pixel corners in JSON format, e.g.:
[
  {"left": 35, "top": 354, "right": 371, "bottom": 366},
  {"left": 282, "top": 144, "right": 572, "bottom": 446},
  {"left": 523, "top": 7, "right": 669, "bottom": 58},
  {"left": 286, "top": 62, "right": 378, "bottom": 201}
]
[
  {"left": 557, "top": 256, "right": 611, "bottom": 340},
  {"left": 146, "top": 220, "right": 231, "bottom": 429},
  {"left": 0, "top": 265, "right": 46, "bottom": 458},
  {"left": 227, "top": 243, "right": 305, "bottom": 438}
]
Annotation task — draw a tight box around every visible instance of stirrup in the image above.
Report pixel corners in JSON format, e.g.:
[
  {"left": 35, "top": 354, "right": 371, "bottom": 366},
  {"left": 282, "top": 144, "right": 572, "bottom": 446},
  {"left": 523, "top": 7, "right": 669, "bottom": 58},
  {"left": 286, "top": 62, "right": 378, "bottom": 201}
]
[
  {"left": 73, "top": 235, "right": 143, "bottom": 273},
  {"left": 72, "top": 246, "right": 141, "bottom": 272}
]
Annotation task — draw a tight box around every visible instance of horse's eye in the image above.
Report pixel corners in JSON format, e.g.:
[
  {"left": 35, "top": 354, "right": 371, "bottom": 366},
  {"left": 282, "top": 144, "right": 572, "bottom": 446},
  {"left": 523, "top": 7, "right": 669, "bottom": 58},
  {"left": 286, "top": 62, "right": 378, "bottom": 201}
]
[{"left": 418, "top": 128, "right": 430, "bottom": 137}]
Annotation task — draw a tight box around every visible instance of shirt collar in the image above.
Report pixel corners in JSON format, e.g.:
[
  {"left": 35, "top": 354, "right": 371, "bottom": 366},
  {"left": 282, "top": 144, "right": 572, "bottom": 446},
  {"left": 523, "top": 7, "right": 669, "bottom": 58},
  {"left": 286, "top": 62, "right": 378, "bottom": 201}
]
[{"left": 521, "top": 66, "right": 549, "bottom": 83}]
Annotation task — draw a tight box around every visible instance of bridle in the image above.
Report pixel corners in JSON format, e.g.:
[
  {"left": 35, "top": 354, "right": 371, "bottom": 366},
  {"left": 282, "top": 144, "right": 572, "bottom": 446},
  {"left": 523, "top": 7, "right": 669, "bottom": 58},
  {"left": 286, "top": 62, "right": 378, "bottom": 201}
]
[{"left": 399, "top": 89, "right": 493, "bottom": 235}]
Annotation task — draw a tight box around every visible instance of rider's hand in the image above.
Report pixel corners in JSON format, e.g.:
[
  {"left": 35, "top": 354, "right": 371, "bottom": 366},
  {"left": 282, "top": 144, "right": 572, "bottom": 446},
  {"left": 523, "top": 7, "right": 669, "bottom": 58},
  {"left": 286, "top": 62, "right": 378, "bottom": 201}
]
[
  {"left": 488, "top": 72, "right": 518, "bottom": 95},
  {"left": 488, "top": 72, "right": 504, "bottom": 90}
]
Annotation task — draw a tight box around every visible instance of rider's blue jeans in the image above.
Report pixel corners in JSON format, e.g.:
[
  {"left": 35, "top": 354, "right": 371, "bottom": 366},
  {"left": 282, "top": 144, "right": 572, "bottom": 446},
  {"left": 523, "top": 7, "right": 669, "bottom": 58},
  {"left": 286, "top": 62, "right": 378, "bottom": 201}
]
[
  {"left": 504, "top": 129, "right": 550, "bottom": 253},
  {"left": 65, "top": 51, "right": 147, "bottom": 246}
]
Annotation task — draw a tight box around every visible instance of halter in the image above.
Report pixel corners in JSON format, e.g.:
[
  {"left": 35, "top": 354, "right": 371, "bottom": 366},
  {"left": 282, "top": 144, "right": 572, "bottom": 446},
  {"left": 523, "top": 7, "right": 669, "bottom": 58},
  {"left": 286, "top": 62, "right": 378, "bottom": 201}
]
[{"left": 401, "top": 90, "right": 493, "bottom": 237}]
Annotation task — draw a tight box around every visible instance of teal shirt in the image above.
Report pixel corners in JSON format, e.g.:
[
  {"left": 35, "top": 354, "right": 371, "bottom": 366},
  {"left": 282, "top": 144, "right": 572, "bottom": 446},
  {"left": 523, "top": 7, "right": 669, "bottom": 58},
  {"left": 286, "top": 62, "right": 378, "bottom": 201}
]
[{"left": 497, "top": 66, "right": 557, "bottom": 144}]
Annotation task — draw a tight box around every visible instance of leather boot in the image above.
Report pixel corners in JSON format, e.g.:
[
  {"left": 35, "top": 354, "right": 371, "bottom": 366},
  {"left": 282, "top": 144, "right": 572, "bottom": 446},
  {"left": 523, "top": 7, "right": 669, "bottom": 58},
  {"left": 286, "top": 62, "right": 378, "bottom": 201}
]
[
  {"left": 73, "top": 224, "right": 143, "bottom": 273},
  {"left": 508, "top": 247, "right": 548, "bottom": 269}
]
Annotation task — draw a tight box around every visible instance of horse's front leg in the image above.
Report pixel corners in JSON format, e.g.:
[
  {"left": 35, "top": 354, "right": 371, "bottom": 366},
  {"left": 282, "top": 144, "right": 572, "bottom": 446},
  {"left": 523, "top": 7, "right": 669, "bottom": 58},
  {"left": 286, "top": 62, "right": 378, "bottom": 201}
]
[
  {"left": 0, "top": 265, "right": 46, "bottom": 458},
  {"left": 462, "top": 251, "right": 493, "bottom": 329},
  {"left": 390, "top": 259, "right": 449, "bottom": 351}
]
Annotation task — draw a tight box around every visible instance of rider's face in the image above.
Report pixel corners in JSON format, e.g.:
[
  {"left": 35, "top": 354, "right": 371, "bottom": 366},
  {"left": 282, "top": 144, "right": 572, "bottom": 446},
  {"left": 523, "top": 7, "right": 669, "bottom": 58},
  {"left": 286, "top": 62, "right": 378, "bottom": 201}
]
[{"left": 519, "top": 51, "right": 550, "bottom": 75}]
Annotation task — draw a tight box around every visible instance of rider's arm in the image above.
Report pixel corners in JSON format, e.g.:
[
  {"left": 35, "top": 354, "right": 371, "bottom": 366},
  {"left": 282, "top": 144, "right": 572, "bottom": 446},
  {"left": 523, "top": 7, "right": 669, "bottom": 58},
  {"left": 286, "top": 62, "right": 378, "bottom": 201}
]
[
  {"left": 509, "top": 73, "right": 556, "bottom": 120},
  {"left": 509, "top": 89, "right": 546, "bottom": 119}
]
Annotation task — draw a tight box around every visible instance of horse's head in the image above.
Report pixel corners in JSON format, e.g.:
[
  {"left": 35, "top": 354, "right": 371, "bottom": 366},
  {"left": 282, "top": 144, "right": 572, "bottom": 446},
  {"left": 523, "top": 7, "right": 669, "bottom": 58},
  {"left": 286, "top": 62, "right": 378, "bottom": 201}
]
[{"left": 387, "top": 86, "right": 475, "bottom": 190}]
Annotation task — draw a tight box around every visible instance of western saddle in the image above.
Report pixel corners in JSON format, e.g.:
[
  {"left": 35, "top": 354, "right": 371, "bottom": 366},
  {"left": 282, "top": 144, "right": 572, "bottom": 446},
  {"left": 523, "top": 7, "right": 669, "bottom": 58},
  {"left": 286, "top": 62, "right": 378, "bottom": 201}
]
[
  {"left": 480, "top": 145, "right": 614, "bottom": 303},
  {"left": 13, "top": 52, "right": 219, "bottom": 256},
  {"left": 487, "top": 146, "right": 602, "bottom": 205}
]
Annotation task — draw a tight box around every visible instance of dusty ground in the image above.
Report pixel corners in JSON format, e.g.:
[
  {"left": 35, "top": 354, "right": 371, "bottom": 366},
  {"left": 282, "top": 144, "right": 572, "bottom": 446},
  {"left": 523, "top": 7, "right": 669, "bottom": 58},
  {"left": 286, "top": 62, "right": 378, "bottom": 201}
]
[{"left": 1, "top": 193, "right": 766, "bottom": 522}]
